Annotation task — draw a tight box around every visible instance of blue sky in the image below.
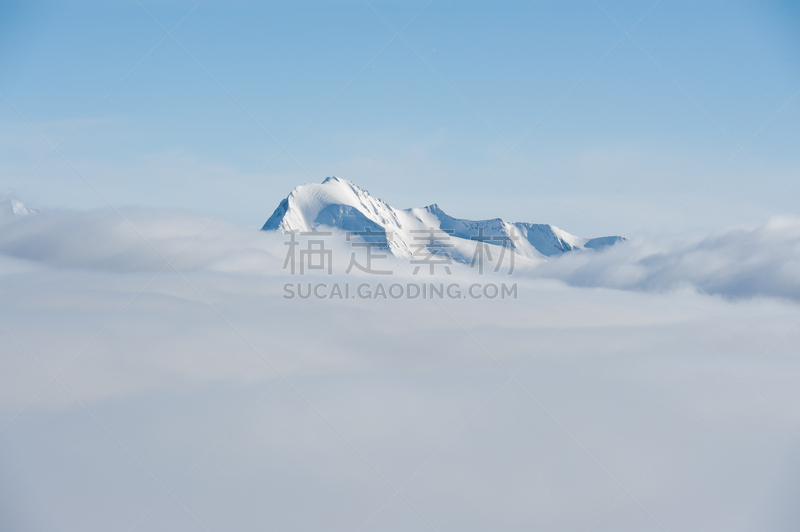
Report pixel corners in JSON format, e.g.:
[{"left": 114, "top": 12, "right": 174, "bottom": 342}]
[{"left": 1, "top": 0, "right": 798, "bottom": 236}]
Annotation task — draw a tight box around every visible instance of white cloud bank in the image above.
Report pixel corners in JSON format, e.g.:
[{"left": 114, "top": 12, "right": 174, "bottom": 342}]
[
  {"left": 1, "top": 206, "right": 799, "bottom": 531},
  {"left": 2, "top": 207, "right": 800, "bottom": 301},
  {"left": 524, "top": 216, "right": 800, "bottom": 302}
]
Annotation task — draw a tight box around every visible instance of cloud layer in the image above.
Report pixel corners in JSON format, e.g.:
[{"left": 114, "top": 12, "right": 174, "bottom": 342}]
[
  {"left": 529, "top": 216, "right": 800, "bottom": 302},
  {"left": 3, "top": 207, "right": 800, "bottom": 302},
  {"left": 1, "top": 206, "right": 799, "bottom": 531}
]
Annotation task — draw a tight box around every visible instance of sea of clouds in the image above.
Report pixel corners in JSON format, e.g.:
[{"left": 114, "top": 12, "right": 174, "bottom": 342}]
[
  {"left": 1, "top": 207, "right": 799, "bottom": 531},
  {"left": 2, "top": 207, "right": 800, "bottom": 300}
]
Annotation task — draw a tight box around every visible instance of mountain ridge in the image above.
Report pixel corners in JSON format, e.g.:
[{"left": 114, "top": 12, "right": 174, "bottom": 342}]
[{"left": 262, "top": 177, "right": 626, "bottom": 260}]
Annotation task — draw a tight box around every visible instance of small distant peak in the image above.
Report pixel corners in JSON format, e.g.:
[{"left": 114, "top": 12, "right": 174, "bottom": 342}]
[
  {"left": 9, "top": 199, "right": 38, "bottom": 216},
  {"left": 322, "top": 176, "right": 342, "bottom": 184}
]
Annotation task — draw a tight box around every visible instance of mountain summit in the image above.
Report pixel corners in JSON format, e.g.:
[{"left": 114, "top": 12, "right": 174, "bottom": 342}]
[{"left": 262, "top": 177, "right": 625, "bottom": 260}]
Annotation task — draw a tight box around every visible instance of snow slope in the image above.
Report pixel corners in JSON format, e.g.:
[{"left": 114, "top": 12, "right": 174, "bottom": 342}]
[{"left": 262, "top": 177, "right": 625, "bottom": 260}]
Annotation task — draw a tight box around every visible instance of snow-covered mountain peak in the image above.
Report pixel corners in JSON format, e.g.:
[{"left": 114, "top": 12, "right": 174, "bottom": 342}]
[
  {"left": 262, "top": 177, "right": 626, "bottom": 260},
  {"left": 2, "top": 199, "right": 39, "bottom": 216}
]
